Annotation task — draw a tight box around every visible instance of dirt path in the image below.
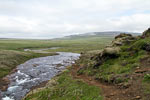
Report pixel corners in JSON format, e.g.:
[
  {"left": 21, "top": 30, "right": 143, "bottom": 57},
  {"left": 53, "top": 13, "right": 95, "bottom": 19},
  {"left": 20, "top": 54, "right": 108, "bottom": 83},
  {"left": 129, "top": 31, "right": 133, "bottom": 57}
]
[{"left": 71, "top": 65, "right": 143, "bottom": 100}]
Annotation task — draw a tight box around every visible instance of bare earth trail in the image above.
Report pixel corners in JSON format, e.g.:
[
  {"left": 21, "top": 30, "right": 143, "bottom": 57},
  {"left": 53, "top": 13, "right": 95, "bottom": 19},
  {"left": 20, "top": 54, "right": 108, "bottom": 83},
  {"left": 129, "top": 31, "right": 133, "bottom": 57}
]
[{"left": 71, "top": 65, "right": 145, "bottom": 100}]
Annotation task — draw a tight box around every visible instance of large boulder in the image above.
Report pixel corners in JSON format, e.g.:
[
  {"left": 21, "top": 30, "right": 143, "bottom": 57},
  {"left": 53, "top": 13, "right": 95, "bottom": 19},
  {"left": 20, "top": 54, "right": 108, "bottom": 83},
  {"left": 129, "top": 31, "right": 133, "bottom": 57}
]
[
  {"left": 92, "top": 33, "right": 135, "bottom": 69},
  {"left": 92, "top": 47, "right": 120, "bottom": 68},
  {"left": 141, "top": 28, "right": 150, "bottom": 38},
  {"left": 115, "top": 33, "right": 132, "bottom": 39},
  {"left": 112, "top": 33, "right": 136, "bottom": 46},
  {"left": 103, "top": 47, "right": 120, "bottom": 56}
]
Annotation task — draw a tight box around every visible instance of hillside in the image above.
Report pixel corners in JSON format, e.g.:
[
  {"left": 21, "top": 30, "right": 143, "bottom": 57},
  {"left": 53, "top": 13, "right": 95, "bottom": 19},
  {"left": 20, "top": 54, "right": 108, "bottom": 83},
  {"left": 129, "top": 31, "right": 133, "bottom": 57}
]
[
  {"left": 25, "top": 28, "right": 150, "bottom": 100},
  {"left": 75, "top": 28, "right": 150, "bottom": 100}
]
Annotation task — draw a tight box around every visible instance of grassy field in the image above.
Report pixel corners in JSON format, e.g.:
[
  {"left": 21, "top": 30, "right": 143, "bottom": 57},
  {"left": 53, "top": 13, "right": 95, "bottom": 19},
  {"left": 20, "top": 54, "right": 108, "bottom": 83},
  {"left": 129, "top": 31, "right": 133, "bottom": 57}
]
[{"left": 0, "top": 37, "right": 113, "bottom": 53}]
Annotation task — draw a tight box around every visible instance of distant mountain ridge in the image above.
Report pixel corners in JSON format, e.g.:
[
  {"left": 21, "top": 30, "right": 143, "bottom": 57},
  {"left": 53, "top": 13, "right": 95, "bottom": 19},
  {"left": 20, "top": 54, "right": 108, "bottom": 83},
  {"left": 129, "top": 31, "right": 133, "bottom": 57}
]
[
  {"left": 0, "top": 31, "right": 141, "bottom": 40},
  {"left": 64, "top": 31, "right": 141, "bottom": 39}
]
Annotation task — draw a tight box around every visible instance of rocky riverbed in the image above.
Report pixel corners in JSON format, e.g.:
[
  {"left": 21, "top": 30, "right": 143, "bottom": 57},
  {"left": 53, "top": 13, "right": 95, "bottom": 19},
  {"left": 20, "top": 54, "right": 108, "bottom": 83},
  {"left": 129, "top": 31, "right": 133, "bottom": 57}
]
[{"left": 1, "top": 52, "right": 80, "bottom": 100}]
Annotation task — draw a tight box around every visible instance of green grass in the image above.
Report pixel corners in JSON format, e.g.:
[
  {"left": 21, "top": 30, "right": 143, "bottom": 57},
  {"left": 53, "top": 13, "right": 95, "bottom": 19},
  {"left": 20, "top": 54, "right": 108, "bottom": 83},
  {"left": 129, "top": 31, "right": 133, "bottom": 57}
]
[
  {"left": 24, "top": 70, "right": 103, "bottom": 100},
  {"left": 143, "top": 74, "right": 150, "bottom": 82},
  {"left": 0, "top": 39, "right": 52, "bottom": 50},
  {"left": 142, "top": 74, "right": 150, "bottom": 98}
]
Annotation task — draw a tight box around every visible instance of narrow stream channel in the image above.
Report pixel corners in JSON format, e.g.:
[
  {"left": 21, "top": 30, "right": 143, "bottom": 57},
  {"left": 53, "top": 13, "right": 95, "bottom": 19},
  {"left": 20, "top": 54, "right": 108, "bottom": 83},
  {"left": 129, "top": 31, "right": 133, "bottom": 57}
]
[{"left": 1, "top": 52, "right": 80, "bottom": 100}]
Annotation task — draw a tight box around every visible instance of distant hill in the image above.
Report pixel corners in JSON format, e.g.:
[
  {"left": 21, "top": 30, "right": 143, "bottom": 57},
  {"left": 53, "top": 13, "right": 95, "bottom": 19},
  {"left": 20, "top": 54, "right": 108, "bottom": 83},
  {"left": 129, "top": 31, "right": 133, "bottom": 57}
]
[
  {"left": 0, "top": 38, "right": 9, "bottom": 39},
  {"left": 0, "top": 31, "right": 141, "bottom": 40},
  {"left": 59, "top": 31, "right": 141, "bottom": 40}
]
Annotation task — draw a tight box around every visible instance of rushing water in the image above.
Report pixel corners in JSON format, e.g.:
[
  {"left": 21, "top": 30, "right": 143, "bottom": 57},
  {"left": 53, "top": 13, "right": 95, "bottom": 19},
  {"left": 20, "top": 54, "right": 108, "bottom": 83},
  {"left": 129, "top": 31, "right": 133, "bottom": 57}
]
[{"left": 1, "top": 52, "right": 80, "bottom": 100}]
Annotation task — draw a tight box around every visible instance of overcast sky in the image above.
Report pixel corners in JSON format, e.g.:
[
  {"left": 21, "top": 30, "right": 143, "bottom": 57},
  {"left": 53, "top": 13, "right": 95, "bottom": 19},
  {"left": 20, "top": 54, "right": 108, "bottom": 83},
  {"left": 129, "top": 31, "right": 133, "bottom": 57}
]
[{"left": 0, "top": 0, "right": 150, "bottom": 39}]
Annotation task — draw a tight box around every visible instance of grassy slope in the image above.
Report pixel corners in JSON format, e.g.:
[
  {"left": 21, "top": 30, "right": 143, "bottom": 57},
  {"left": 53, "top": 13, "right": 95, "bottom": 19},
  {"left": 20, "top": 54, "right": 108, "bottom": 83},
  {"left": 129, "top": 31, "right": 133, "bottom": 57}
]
[
  {"left": 76, "top": 37, "right": 150, "bottom": 99},
  {"left": 77, "top": 38, "right": 150, "bottom": 82},
  {"left": 24, "top": 70, "right": 103, "bottom": 100},
  {"left": 78, "top": 39, "right": 144, "bottom": 81}
]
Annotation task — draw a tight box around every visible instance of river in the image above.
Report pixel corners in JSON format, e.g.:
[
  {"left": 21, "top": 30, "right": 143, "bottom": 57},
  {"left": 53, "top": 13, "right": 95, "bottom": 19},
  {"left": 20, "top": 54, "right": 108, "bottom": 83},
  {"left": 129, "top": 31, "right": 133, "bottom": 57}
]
[{"left": 1, "top": 52, "right": 80, "bottom": 100}]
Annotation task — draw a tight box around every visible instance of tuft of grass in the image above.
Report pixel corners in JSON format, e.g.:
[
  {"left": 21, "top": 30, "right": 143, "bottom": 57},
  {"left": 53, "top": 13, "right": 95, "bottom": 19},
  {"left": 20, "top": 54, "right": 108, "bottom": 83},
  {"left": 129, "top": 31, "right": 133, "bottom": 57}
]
[
  {"left": 130, "top": 38, "right": 150, "bottom": 51},
  {"left": 24, "top": 71, "right": 103, "bottom": 100},
  {"left": 142, "top": 74, "right": 150, "bottom": 97},
  {"left": 143, "top": 74, "right": 150, "bottom": 82}
]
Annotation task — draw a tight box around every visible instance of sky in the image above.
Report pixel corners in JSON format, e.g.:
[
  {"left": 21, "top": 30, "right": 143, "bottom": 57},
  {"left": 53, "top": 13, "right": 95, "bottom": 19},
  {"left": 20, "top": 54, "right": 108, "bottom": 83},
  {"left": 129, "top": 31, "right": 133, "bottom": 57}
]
[{"left": 0, "top": 0, "right": 150, "bottom": 39}]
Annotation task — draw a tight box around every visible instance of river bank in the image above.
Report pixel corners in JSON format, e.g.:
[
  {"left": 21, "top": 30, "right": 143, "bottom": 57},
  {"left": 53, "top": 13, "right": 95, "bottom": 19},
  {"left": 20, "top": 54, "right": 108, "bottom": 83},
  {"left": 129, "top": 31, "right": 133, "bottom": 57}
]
[
  {"left": 1, "top": 52, "right": 80, "bottom": 100},
  {"left": 0, "top": 50, "right": 58, "bottom": 91}
]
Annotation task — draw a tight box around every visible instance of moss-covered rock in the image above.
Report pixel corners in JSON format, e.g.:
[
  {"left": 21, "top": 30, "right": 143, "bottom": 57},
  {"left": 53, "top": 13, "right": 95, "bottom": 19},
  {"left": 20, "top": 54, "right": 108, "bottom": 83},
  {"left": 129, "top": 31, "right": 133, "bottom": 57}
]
[
  {"left": 112, "top": 33, "right": 136, "bottom": 46},
  {"left": 115, "top": 33, "right": 132, "bottom": 39},
  {"left": 91, "top": 47, "right": 120, "bottom": 69},
  {"left": 103, "top": 47, "right": 120, "bottom": 55}
]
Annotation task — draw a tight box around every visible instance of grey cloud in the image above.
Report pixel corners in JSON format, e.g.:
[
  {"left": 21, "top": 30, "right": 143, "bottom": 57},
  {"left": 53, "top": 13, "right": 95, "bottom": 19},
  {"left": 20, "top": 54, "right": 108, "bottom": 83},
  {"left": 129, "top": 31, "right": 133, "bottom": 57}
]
[{"left": 0, "top": 0, "right": 150, "bottom": 38}]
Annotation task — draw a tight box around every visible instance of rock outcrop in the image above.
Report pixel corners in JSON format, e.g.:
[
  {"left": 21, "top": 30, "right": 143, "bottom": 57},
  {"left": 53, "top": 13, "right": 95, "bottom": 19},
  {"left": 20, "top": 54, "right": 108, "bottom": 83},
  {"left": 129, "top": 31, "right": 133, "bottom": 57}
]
[
  {"left": 141, "top": 28, "right": 150, "bottom": 38},
  {"left": 103, "top": 47, "right": 120, "bottom": 56},
  {"left": 92, "top": 28, "right": 150, "bottom": 69},
  {"left": 140, "top": 28, "right": 150, "bottom": 51},
  {"left": 112, "top": 33, "right": 136, "bottom": 46},
  {"left": 92, "top": 47, "right": 120, "bottom": 68},
  {"left": 91, "top": 33, "right": 135, "bottom": 68}
]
